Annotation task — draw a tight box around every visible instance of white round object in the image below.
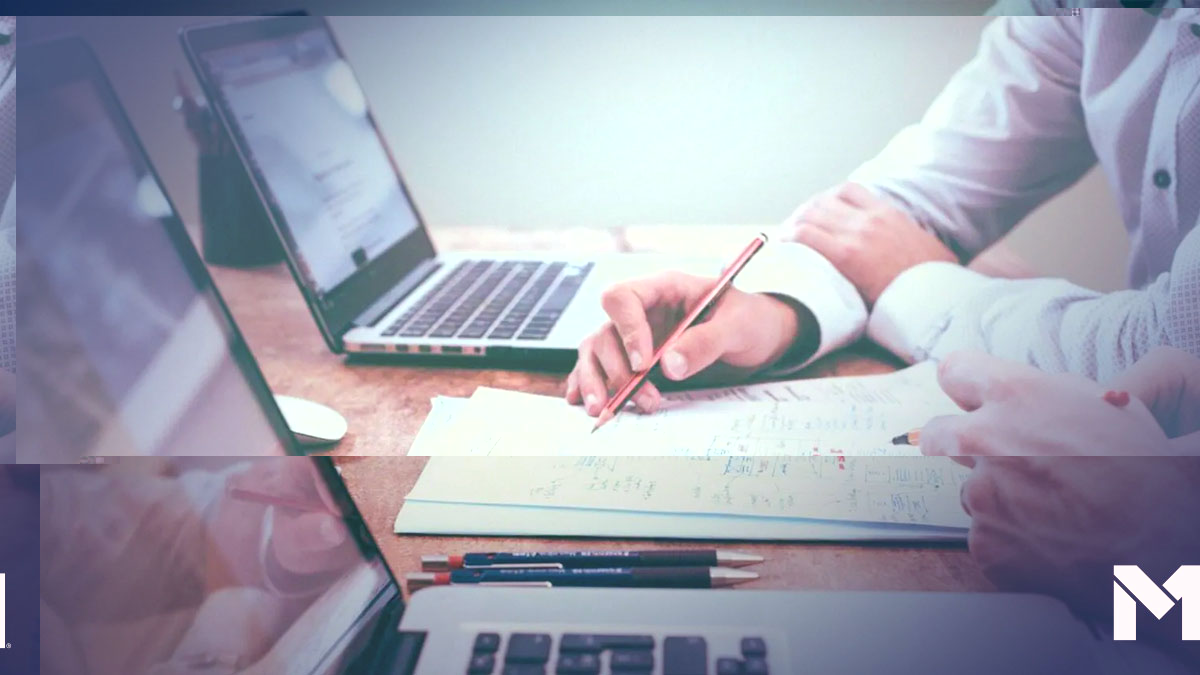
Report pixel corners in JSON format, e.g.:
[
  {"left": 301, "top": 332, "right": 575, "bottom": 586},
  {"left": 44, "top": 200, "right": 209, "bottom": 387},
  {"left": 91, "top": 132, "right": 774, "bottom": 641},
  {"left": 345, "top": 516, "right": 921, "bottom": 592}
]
[{"left": 273, "top": 394, "right": 348, "bottom": 446}]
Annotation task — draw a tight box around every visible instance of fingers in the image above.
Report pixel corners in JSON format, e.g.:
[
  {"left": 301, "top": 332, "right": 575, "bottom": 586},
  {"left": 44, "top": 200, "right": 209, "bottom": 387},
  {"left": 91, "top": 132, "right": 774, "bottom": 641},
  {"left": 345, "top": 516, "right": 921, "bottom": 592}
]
[
  {"left": 832, "top": 182, "right": 877, "bottom": 208},
  {"left": 592, "top": 328, "right": 661, "bottom": 413},
  {"left": 936, "top": 351, "right": 1036, "bottom": 412},
  {"left": 574, "top": 338, "right": 609, "bottom": 415},
  {"left": 600, "top": 274, "right": 692, "bottom": 372},
  {"left": 793, "top": 225, "right": 849, "bottom": 264},
  {"left": 660, "top": 321, "right": 733, "bottom": 381},
  {"left": 571, "top": 328, "right": 661, "bottom": 415},
  {"left": 565, "top": 371, "right": 580, "bottom": 404},
  {"left": 797, "top": 199, "right": 859, "bottom": 231},
  {"left": 919, "top": 413, "right": 986, "bottom": 458}
]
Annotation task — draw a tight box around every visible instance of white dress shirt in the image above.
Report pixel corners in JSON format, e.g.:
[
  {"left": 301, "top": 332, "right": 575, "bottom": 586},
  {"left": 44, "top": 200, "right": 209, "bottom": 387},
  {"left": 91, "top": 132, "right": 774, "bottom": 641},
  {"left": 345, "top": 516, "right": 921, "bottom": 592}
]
[{"left": 770, "top": 9, "right": 1200, "bottom": 383}]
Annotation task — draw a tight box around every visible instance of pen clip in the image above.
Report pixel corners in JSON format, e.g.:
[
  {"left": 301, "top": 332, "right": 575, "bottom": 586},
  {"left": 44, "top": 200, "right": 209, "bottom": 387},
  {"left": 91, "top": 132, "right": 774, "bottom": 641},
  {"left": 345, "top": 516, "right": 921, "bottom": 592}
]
[{"left": 478, "top": 581, "right": 555, "bottom": 588}]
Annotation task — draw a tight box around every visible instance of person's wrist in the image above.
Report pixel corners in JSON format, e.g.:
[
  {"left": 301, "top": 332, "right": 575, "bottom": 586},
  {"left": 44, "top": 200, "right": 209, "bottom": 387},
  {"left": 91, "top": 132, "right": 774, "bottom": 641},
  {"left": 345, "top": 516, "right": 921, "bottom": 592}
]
[{"left": 755, "top": 293, "right": 818, "bottom": 372}]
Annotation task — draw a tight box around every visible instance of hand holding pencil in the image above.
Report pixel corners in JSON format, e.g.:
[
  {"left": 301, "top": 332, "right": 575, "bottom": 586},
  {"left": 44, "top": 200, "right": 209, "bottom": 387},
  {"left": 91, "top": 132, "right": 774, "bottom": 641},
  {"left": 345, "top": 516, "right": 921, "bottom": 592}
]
[{"left": 567, "top": 234, "right": 810, "bottom": 423}]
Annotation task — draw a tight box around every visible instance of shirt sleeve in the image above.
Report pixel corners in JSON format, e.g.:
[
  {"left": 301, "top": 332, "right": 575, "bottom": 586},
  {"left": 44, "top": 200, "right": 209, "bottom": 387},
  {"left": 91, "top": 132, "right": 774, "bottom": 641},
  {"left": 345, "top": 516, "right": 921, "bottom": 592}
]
[
  {"left": 849, "top": 15, "right": 1095, "bottom": 259},
  {"left": 732, "top": 241, "right": 867, "bottom": 374},
  {"left": 868, "top": 225, "right": 1200, "bottom": 382}
]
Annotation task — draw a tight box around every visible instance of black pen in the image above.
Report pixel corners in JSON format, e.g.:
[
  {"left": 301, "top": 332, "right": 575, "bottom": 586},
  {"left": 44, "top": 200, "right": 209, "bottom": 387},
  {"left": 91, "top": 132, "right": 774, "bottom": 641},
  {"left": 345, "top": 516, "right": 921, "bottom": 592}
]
[
  {"left": 421, "top": 549, "right": 763, "bottom": 571},
  {"left": 406, "top": 566, "right": 758, "bottom": 590}
]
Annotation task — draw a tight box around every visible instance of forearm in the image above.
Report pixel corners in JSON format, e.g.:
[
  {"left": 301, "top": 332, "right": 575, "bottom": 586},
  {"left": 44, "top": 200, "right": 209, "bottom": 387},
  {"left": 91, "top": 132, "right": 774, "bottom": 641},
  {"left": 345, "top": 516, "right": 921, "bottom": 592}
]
[
  {"left": 849, "top": 16, "right": 1094, "bottom": 258},
  {"left": 868, "top": 263, "right": 1178, "bottom": 382}
]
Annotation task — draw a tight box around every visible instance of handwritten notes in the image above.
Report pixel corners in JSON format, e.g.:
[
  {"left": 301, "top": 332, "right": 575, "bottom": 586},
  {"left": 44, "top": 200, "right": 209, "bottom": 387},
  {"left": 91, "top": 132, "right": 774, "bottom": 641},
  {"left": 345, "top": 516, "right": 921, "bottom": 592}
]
[
  {"left": 406, "top": 363, "right": 959, "bottom": 457},
  {"left": 405, "top": 456, "right": 972, "bottom": 528}
]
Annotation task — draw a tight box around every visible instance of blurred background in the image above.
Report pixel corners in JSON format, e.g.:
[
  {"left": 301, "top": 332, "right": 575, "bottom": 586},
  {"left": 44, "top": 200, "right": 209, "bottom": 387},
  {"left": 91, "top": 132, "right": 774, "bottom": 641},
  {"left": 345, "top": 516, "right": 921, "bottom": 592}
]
[{"left": 24, "top": 13, "right": 1129, "bottom": 291}]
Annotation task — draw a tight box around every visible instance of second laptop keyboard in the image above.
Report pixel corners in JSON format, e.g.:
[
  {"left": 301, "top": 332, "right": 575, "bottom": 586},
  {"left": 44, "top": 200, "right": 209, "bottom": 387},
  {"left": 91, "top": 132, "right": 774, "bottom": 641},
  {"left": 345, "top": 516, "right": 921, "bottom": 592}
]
[{"left": 381, "top": 260, "right": 594, "bottom": 342}]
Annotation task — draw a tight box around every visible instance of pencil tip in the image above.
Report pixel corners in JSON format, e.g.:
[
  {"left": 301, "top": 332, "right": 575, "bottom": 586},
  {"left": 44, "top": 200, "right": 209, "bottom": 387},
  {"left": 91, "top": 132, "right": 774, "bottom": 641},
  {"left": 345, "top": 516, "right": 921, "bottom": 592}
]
[
  {"left": 890, "top": 433, "right": 908, "bottom": 445},
  {"left": 591, "top": 409, "right": 614, "bottom": 434}
]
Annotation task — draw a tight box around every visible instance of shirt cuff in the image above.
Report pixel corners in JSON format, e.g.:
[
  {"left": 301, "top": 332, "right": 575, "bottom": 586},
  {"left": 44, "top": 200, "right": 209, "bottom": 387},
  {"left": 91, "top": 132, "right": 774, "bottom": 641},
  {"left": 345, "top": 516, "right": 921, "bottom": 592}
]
[
  {"left": 732, "top": 241, "right": 867, "bottom": 374},
  {"left": 868, "top": 262, "right": 996, "bottom": 363}
]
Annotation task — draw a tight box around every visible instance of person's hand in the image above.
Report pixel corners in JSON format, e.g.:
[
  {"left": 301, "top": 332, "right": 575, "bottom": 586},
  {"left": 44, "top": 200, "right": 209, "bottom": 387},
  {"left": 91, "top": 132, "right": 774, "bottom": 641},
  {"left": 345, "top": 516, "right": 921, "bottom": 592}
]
[
  {"left": 919, "top": 351, "right": 1169, "bottom": 458},
  {"left": 1108, "top": 346, "right": 1200, "bottom": 439},
  {"left": 565, "top": 272, "right": 806, "bottom": 416},
  {"left": 959, "top": 456, "right": 1200, "bottom": 640},
  {"left": 782, "top": 182, "right": 957, "bottom": 306}
]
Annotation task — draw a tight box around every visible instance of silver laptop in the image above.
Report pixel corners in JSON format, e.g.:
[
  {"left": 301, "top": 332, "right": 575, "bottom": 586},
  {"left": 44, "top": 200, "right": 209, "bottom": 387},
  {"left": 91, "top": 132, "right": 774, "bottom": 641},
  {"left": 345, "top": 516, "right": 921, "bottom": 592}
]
[{"left": 181, "top": 16, "right": 707, "bottom": 363}]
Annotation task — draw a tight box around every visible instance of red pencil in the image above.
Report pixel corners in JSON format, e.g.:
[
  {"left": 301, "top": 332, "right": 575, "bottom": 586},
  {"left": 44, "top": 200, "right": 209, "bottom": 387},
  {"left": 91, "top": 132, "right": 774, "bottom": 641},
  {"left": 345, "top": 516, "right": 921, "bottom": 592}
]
[{"left": 592, "top": 233, "right": 769, "bottom": 433}]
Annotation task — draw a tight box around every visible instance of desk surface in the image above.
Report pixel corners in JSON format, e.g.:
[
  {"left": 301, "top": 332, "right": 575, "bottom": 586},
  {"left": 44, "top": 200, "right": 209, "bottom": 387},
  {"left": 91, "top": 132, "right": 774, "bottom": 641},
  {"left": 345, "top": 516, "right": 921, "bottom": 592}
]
[{"left": 209, "top": 225, "right": 996, "bottom": 594}]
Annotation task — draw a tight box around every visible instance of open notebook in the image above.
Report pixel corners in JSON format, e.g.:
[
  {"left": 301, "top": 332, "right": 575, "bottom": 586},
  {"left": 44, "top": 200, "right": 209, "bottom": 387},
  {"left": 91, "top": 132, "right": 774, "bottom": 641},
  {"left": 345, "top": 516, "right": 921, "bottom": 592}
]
[{"left": 398, "top": 364, "right": 971, "bottom": 541}]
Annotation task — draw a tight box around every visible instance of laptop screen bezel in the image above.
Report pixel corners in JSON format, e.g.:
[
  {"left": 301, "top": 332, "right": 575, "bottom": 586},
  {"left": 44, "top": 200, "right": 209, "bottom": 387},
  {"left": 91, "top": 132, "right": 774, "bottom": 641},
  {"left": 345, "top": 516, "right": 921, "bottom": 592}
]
[
  {"left": 180, "top": 16, "right": 440, "bottom": 352},
  {"left": 20, "top": 35, "right": 304, "bottom": 458}
]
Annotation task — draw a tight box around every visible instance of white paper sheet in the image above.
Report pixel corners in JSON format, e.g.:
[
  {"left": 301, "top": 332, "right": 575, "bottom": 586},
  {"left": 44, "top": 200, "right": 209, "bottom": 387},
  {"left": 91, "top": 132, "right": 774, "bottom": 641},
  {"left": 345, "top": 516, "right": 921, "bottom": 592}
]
[
  {"left": 405, "top": 363, "right": 959, "bottom": 457},
  {"left": 405, "top": 456, "right": 972, "bottom": 528},
  {"left": 407, "top": 396, "right": 468, "bottom": 456}
]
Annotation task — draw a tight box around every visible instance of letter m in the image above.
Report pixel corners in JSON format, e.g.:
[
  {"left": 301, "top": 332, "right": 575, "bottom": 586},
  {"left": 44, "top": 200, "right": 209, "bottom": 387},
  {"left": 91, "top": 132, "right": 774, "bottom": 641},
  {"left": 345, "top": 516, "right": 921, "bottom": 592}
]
[{"left": 1113, "top": 565, "right": 1200, "bottom": 641}]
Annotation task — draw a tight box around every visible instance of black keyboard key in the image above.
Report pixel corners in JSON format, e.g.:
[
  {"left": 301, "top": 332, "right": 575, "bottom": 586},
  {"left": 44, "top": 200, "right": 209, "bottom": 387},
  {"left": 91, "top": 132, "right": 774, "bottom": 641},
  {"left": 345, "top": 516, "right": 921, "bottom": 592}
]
[
  {"left": 610, "top": 649, "right": 654, "bottom": 670},
  {"left": 560, "top": 634, "right": 655, "bottom": 652},
  {"left": 716, "top": 658, "right": 742, "bottom": 675},
  {"left": 740, "top": 637, "right": 766, "bottom": 658},
  {"left": 503, "top": 666, "right": 544, "bottom": 675},
  {"left": 663, "top": 637, "right": 707, "bottom": 675},
  {"left": 555, "top": 652, "right": 600, "bottom": 674},
  {"left": 474, "top": 633, "right": 501, "bottom": 653},
  {"left": 505, "top": 633, "right": 552, "bottom": 664},
  {"left": 743, "top": 657, "right": 768, "bottom": 674},
  {"left": 558, "top": 634, "right": 602, "bottom": 652},
  {"left": 468, "top": 653, "right": 495, "bottom": 674}
]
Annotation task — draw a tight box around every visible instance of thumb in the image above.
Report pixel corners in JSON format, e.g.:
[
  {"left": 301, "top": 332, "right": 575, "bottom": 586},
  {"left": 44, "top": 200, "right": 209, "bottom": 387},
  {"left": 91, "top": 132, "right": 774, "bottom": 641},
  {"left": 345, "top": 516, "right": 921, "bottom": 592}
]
[{"left": 660, "top": 321, "right": 733, "bottom": 381}]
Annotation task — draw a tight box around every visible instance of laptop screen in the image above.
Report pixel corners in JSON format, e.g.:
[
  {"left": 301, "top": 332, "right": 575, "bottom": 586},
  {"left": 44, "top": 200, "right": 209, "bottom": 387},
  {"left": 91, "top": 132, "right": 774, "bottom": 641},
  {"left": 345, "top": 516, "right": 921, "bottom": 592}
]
[
  {"left": 39, "top": 457, "right": 401, "bottom": 675},
  {"left": 185, "top": 17, "right": 438, "bottom": 343},
  {"left": 198, "top": 26, "right": 421, "bottom": 297},
  {"left": 18, "top": 37, "right": 294, "bottom": 460}
]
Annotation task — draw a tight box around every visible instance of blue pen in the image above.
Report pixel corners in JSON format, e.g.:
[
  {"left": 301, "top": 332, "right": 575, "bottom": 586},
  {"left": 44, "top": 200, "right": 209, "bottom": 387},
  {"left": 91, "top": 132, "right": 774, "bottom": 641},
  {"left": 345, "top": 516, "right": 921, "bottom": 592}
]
[{"left": 422, "top": 550, "right": 763, "bottom": 570}]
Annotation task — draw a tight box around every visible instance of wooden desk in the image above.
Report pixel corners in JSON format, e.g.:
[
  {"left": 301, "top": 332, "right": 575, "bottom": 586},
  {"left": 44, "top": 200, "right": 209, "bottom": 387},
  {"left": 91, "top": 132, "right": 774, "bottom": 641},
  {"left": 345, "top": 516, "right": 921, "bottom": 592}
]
[{"left": 209, "top": 225, "right": 994, "bottom": 594}]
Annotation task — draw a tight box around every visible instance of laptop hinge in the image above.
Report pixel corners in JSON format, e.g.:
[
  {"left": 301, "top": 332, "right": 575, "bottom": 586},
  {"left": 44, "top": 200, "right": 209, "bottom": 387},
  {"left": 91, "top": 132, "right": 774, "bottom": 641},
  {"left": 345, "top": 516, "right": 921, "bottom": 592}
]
[
  {"left": 353, "top": 259, "right": 442, "bottom": 329},
  {"left": 391, "top": 631, "right": 427, "bottom": 675}
]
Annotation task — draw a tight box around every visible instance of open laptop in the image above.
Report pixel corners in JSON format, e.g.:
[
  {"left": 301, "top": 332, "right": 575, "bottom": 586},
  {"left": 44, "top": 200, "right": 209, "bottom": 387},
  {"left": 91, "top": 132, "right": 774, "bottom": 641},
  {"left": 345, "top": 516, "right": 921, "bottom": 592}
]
[
  {"left": 25, "top": 35, "right": 1177, "bottom": 675},
  {"left": 180, "top": 15, "right": 711, "bottom": 363},
  {"left": 19, "top": 35, "right": 297, "bottom": 460}
]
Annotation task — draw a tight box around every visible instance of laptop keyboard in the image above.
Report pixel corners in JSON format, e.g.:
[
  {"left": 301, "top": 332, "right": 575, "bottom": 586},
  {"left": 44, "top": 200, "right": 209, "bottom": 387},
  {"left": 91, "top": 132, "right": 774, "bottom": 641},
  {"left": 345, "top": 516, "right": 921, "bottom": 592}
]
[
  {"left": 466, "top": 631, "right": 770, "bottom": 674},
  {"left": 381, "top": 260, "right": 593, "bottom": 342}
]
